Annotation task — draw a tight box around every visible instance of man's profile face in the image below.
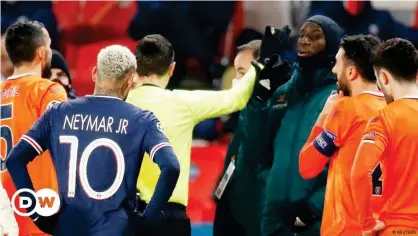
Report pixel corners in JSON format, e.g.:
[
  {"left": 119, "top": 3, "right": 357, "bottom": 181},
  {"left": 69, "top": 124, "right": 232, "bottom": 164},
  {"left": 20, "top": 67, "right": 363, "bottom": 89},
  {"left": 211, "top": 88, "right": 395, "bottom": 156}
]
[
  {"left": 233, "top": 49, "right": 254, "bottom": 80},
  {"left": 297, "top": 22, "right": 326, "bottom": 57},
  {"left": 332, "top": 48, "right": 351, "bottom": 96},
  {"left": 41, "top": 28, "right": 53, "bottom": 78},
  {"left": 50, "top": 68, "right": 69, "bottom": 86}
]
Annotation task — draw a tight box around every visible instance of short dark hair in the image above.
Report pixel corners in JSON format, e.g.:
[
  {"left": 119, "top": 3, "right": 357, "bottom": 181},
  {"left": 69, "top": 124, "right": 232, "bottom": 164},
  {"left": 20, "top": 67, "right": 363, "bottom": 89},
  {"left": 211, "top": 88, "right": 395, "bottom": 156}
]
[
  {"left": 340, "top": 35, "right": 380, "bottom": 83},
  {"left": 372, "top": 38, "right": 417, "bottom": 82},
  {"left": 237, "top": 40, "right": 261, "bottom": 60},
  {"left": 135, "top": 34, "right": 175, "bottom": 77},
  {"left": 5, "top": 20, "right": 46, "bottom": 66}
]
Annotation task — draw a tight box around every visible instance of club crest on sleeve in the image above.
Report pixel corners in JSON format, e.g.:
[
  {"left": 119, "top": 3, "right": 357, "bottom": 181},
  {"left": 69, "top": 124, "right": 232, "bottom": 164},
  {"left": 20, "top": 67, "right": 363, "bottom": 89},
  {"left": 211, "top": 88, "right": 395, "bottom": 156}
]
[
  {"left": 328, "top": 109, "right": 340, "bottom": 119},
  {"left": 156, "top": 122, "right": 165, "bottom": 134}
]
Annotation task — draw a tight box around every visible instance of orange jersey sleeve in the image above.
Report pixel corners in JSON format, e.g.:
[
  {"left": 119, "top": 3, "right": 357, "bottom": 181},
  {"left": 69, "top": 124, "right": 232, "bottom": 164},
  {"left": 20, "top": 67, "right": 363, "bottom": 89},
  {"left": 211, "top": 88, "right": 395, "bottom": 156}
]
[
  {"left": 299, "top": 98, "right": 355, "bottom": 179},
  {"left": 351, "top": 114, "right": 387, "bottom": 231},
  {"left": 35, "top": 80, "right": 67, "bottom": 115}
]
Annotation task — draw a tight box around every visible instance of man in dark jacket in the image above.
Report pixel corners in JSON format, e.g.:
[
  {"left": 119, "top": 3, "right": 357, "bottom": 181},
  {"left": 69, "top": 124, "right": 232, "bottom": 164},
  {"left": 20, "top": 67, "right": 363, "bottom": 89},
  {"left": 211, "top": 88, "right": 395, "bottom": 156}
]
[
  {"left": 213, "top": 39, "right": 262, "bottom": 236},
  {"left": 48, "top": 50, "right": 77, "bottom": 99},
  {"left": 244, "top": 15, "right": 343, "bottom": 236}
]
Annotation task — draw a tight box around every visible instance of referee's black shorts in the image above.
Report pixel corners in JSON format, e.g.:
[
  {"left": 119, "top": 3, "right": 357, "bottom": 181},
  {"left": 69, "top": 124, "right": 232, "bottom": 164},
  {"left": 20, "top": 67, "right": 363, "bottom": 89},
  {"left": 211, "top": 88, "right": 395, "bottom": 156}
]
[{"left": 137, "top": 203, "right": 191, "bottom": 236}]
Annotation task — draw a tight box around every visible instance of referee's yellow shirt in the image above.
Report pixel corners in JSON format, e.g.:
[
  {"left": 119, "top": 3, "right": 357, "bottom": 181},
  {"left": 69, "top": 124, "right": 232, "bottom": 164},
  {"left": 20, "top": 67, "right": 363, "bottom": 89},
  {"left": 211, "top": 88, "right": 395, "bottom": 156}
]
[{"left": 126, "top": 66, "right": 256, "bottom": 206}]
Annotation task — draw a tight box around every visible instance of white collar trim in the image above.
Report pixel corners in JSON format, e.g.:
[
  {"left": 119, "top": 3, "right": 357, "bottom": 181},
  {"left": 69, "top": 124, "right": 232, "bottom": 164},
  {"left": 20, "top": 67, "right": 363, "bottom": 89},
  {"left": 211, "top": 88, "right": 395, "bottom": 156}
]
[
  {"left": 86, "top": 95, "right": 122, "bottom": 100},
  {"left": 363, "top": 91, "right": 384, "bottom": 97},
  {"left": 7, "top": 73, "right": 34, "bottom": 80},
  {"left": 403, "top": 95, "right": 418, "bottom": 99}
]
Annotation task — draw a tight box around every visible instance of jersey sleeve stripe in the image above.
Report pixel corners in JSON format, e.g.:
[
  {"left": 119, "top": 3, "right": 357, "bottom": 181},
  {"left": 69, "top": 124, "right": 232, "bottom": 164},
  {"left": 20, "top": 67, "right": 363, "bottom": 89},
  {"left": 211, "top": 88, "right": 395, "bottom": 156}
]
[
  {"left": 21, "top": 135, "right": 43, "bottom": 155},
  {"left": 361, "top": 139, "right": 375, "bottom": 144},
  {"left": 150, "top": 142, "right": 172, "bottom": 161}
]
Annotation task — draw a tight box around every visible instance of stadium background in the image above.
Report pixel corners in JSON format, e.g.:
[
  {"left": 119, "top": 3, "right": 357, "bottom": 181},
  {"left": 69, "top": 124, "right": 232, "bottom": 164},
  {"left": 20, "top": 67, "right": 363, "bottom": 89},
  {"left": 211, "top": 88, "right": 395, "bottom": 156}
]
[{"left": 1, "top": 1, "right": 418, "bottom": 235}]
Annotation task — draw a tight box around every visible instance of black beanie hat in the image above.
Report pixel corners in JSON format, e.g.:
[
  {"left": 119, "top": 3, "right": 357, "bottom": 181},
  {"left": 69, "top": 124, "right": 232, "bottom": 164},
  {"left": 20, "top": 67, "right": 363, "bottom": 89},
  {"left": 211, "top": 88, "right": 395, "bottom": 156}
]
[
  {"left": 305, "top": 15, "right": 344, "bottom": 60},
  {"left": 51, "top": 49, "right": 71, "bottom": 84}
]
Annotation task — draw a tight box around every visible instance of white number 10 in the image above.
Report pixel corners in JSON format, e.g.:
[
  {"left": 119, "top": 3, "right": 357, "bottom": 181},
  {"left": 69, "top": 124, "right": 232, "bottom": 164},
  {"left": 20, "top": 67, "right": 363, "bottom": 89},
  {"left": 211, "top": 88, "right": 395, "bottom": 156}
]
[{"left": 59, "top": 135, "right": 125, "bottom": 200}]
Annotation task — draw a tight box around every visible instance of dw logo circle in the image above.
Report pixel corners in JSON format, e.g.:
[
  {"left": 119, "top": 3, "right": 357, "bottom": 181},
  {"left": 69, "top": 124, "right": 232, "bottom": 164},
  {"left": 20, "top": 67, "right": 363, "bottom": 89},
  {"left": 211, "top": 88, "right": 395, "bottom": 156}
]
[{"left": 11, "top": 188, "right": 60, "bottom": 217}]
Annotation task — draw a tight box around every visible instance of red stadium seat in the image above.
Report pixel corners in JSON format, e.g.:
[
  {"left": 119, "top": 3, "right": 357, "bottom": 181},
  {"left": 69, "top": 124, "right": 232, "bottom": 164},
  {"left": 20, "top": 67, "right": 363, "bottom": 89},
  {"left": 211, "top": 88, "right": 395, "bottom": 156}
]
[
  {"left": 72, "top": 38, "right": 137, "bottom": 96},
  {"left": 52, "top": 1, "right": 81, "bottom": 30},
  {"left": 53, "top": 1, "right": 136, "bottom": 37},
  {"left": 187, "top": 144, "right": 227, "bottom": 223},
  {"left": 53, "top": 1, "right": 137, "bottom": 69}
]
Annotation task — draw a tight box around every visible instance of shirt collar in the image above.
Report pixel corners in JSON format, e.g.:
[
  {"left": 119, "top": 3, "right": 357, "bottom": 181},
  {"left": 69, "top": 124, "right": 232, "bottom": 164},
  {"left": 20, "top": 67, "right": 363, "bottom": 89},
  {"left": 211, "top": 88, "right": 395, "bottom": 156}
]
[
  {"left": 86, "top": 95, "right": 122, "bottom": 100},
  {"left": 403, "top": 95, "right": 418, "bottom": 99},
  {"left": 362, "top": 91, "right": 384, "bottom": 97},
  {"left": 7, "top": 73, "right": 34, "bottom": 80},
  {"left": 140, "top": 83, "right": 163, "bottom": 89}
]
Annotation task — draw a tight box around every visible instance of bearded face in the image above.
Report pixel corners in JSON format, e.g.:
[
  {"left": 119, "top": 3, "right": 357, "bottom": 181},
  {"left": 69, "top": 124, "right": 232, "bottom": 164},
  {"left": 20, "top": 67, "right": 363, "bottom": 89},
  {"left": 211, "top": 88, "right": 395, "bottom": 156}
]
[
  {"left": 41, "top": 58, "right": 52, "bottom": 78},
  {"left": 336, "top": 70, "right": 351, "bottom": 96},
  {"left": 332, "top": 48, "right": 351, "bottom": 96}
]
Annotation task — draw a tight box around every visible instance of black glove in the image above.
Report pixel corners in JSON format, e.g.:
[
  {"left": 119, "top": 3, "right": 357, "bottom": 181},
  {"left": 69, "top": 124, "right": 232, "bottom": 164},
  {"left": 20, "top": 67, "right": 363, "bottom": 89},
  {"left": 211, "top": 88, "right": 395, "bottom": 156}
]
[
  {"left": 293, "top": 200, "right": 319, "bottom": 227},
  {"left": 251, "top": 54, "right": 291, "bottom": 102},
  {"left": 258, "top": 25, "right": 292, "bottom": 64},
  {"left": 31, "top": 213, "right": 59, "bottom": 234}
]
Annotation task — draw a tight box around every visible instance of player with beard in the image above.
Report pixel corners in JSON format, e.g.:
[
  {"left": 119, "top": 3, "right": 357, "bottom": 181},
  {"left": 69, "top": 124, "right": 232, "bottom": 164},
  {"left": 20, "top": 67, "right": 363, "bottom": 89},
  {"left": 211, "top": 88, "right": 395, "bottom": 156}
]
[
  {"left": 0, "top": 20, "right": 67, "bottom": 236},
  {"left": 298, "top": 35, "right": 386, "bottom": 236},
  {"left": 352, "top": 38, "right": 418, "bottom": 236}
]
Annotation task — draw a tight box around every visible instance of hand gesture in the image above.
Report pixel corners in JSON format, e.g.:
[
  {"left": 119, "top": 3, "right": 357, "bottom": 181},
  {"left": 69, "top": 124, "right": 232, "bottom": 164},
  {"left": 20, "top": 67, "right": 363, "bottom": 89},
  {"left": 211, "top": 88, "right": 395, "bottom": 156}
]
[
  {"left": 258, "top": 25, "right": 292, "bottom": 65},
  {"left": 251, "top": 54, "right": 291, "bottom": 102},
  {"left": 315, "top": 90, "right": 344, "bottom": 126},
  {"left": 362, "top": 220, "right": 385, "bottom": 236}
]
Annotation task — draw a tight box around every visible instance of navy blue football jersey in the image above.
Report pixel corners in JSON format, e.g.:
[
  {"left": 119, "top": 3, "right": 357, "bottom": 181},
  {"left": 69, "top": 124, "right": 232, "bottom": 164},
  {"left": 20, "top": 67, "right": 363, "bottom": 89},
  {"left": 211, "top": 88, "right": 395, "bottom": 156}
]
[{"left": 22, "top": 95, "right": 173, "bottom": 235}]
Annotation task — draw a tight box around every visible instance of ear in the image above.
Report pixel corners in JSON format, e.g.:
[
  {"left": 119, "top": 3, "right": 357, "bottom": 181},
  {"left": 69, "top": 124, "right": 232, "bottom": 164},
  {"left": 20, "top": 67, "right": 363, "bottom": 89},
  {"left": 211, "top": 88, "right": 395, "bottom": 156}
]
[
  {"left": 127, "top": 72, "right": 134, "bottom": 88},
  {"left": 347, "top": 66, "right": 358, "bottom": 81},
  {"left": 36, "top": 46, "right": 46, "bottom": 62},
  {"left": 92, "top": 67, "right": 98, "bottom": 82},
  {"left": 380, "top": 69, "right": 390, "bottom": 85},
  {"left": 168, "top": 62, "right": 176, "bottom": 77}
]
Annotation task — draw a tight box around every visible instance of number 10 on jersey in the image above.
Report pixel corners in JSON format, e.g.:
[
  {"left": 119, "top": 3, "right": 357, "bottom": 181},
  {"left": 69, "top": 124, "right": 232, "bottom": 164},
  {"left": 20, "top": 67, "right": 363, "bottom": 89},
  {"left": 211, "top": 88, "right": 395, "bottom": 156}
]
[{"left": 60, "top": 136, "right": 125, "bottom": 200}]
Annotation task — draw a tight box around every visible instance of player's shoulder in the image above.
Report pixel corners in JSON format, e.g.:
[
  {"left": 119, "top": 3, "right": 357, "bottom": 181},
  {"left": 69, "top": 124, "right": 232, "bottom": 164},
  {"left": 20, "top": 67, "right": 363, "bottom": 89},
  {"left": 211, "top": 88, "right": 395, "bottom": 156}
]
[
  {"left": 378, "top": 99, "right": 409, "bottom": 120},
  {"left": 332, "top": 96, "right": 356, "bottom": 113},
  {"left": 121, "top": 100, "right": 158, "bottom": 122},
  {"left": 167, "top": 89, "right": 191, "bottom": 102},
  {"left": 35, "top": 78, "right": 66, "bottom": 94}
]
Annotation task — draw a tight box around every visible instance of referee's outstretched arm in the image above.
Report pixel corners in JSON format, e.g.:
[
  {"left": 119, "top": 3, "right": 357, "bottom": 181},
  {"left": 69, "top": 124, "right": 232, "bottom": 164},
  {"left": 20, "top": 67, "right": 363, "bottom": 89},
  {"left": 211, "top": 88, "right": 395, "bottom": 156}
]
[{"left": 174, "top": 65, "right": 257, "bottom": 123}]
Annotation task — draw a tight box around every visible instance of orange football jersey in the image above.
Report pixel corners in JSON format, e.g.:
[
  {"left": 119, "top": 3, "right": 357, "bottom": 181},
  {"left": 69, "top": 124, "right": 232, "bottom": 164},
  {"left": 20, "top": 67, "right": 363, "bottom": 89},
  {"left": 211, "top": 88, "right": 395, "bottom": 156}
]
[
  {"left": 352, "top": 96, "right": 418, "bottom": 232},
  {"left": 299, "top": 92, "right": 386, "bottom": 236},
  {"left": 0, "top": 73, "right": 67, "bottom": 235}
]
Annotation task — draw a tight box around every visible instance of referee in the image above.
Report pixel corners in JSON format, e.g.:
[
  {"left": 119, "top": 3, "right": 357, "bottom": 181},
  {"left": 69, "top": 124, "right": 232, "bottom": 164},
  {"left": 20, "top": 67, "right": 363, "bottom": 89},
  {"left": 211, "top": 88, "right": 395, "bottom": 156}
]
[{"left": 126, "top": 34, "right": 257, "bottom": 235}]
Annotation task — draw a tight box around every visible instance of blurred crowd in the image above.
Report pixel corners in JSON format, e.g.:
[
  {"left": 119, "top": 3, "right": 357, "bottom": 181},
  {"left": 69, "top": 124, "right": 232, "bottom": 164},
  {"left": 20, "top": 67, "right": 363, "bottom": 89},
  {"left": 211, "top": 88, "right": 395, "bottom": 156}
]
[{"left": 2, "top": 0, "right": 418, "bottom": 141}]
